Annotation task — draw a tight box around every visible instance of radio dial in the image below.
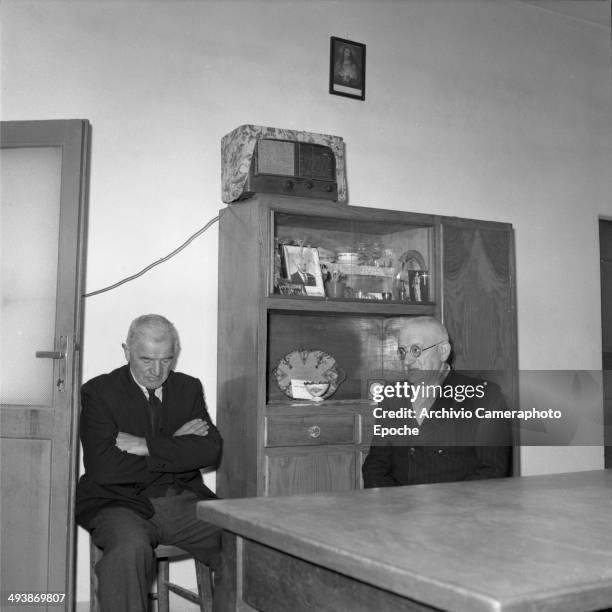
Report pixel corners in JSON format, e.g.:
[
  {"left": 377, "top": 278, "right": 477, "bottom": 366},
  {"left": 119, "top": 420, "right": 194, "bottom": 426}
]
[
  {"left": 305, "top": 181, "right": 313, "bottom": 190},
  {"left": 283, "top": 180, "right": 294, "bottom": 191},
  {"left": 324, "top": 184, "right": 333, "bottom": 192}
]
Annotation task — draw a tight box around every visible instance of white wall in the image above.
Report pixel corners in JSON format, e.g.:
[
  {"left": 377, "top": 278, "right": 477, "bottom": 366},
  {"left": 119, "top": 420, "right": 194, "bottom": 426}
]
[{"left": 2, "top": 0, "right": 610, "bottom": 606}]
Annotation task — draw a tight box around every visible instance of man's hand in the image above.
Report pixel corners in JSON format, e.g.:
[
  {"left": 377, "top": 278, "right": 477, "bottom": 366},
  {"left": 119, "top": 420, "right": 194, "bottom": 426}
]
[
  {"left": 116, "top": 432, "right": 149, "bottom": 456},
  {"left": 173, "top": 418, "right": 209, "bottom": 437}
]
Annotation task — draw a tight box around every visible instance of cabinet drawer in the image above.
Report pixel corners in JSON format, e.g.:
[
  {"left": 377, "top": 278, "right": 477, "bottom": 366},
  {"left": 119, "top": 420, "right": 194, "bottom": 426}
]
[
  {"left": 265, "top": 414, "right": 356, "bottom": 447},
  {"left": 265, "top": 449, "right": 357, "bottom": 495}
]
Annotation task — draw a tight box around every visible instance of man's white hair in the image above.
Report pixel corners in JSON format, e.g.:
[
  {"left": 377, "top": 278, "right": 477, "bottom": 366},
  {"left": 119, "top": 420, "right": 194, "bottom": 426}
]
[{"left": 126, "top": 314, "right": 180, "bottom": 350}]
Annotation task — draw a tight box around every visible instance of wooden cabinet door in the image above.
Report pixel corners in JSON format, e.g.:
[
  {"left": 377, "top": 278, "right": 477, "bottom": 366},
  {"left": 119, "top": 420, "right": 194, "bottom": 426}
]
[
  {"left": 265, "top": 449, "right": 356, "bottom": 496},
  {"left": 441, "top": 219, "right": 518, "bottom": 410}
]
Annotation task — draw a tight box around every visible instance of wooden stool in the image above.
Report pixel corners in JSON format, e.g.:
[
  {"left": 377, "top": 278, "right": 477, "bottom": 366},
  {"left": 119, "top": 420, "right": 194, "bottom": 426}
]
[{"left": 90, "top": 539, "right": 213, "bottom": 611}]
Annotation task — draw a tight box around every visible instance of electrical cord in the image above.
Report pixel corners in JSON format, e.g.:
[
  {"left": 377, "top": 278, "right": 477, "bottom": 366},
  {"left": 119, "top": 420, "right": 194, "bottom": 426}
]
[{"left": 84, "top": 215, "right": 219, "bottom": 298}]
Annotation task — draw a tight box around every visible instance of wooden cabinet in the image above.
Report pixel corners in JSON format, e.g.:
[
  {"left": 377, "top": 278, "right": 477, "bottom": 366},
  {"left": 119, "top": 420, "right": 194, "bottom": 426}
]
[
  {"left": 265, "top": 448, "right": 357, "bottom": 497},
  {"left": 216, "top": 195, "right": 517, "bottom": 499}
]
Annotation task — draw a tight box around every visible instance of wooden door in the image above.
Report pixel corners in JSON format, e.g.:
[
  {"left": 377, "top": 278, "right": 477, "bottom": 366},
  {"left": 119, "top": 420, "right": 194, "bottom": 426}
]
[{"left": 0, "top": 120, "right": 90, "bottom": 610}]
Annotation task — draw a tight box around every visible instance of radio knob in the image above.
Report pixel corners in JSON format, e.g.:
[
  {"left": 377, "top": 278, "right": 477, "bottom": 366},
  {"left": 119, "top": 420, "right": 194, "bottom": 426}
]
[
  {"left": 305, "top": 181, "right": 313, "bottom": 190},
  {"left": 283, "top": 180, "right": 294, "bottom": 191},
  {"left": 324, "top": 184, "right": 333, "bottom": 192}
]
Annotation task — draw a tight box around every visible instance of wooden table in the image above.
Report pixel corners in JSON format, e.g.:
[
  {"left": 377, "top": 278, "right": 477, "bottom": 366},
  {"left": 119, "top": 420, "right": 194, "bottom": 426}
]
[{"left": 197, "top": 470, "right": 612, "bottom": 612}]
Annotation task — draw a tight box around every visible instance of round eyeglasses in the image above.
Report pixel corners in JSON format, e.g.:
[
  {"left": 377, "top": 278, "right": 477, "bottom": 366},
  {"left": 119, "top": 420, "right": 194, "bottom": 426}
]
[{"left": 397, "top": 341, "right": 445, "bottom": 361}]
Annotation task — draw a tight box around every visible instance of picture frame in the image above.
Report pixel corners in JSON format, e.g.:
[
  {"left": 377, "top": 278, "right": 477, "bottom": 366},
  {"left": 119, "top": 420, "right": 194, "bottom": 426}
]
[
  {"left": 329, "top": 36, "right": 366, "bottom": 101},
  {"left": 282, "top": 245, "right": 325, "bottom": 297}
]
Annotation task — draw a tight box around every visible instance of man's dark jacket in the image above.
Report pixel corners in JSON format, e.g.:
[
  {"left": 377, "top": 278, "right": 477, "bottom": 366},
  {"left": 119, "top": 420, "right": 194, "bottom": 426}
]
[
  {"left": 76, "top": 365, "right": 221, "bottom": 527},
  {"left": 362, "top": 371, "right": 512, "bottom": 488},
  {"left": 290, "top": 271, "right": 317, "bottom": 286}
]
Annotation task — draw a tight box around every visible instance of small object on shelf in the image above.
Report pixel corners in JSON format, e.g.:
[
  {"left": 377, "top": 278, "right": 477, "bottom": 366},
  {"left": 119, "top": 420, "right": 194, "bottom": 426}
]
[
  {"left": 398, "top": 249, "right": 426, "bottom": 271},
  {"left": 317, "top": 247, "right": 336, "bottom": 263},
  {"left": 277, "top": 280, "right": 306, "bottom": 296},
  {"left": 303, "top": 381, "right": 331, "bottom": 401},
  {"left": 321, "top": 264, "right": 331, "bottom": 284},
  {"left": 336, "top": 252, "right": 360, "bottom": 264},
  {"left": 397, "top": 280, "right": 408, "bottom": 301},
  {"left": 356, "top": 241, "right": 382, "bottom": 266},
  {"left": 325, "top": 269, "right": 346, "bottom": 298},
  {"left": 408, "top": 270, "right": 429, "bottom": 302},
  {"left": 412, "top": 271, "right": 422, "bottom": 302},
  {"left": 281, "top": 245, "right": 325, "bottom": 297},
  {"left": 382, "top": 248, "right": 394, "bottom": 268},
  {"left": 272, "top": 349, "right": 345, "bottom": 400},
  {"left": 289, "top": 379, "right": 330, "bottom": 401},
  {"left": 327, "top": 262, "right": 396, "bottom": 278},
  {"left": 325, "top": 279, "right": 346, "bottom": 299}
]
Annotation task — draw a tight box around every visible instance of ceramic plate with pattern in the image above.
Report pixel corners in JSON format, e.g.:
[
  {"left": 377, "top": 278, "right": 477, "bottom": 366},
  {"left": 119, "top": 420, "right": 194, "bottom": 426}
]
[{"left": 273, "top": 349, "right": 344, "bottom": 400}]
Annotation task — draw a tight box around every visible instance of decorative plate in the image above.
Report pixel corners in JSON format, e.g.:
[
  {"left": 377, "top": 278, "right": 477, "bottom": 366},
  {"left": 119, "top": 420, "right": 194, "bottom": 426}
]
[{"left": 272, "top": 349, "right": 345, "bottom": 400}]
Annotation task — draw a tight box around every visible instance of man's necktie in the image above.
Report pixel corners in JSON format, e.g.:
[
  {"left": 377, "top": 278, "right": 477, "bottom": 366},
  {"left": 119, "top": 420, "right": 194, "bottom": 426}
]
[{"left": 146, "top": 388, "right": 161, "bottom": 436}]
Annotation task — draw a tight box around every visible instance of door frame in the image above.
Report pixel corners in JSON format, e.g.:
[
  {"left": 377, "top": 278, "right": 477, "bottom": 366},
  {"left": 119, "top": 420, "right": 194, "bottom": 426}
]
[
  {"left": 600, "top": 217, "right": 612, "bottom": 468},
  {"left": 1, "top": 119, "right": 90, "bottom": 607}
]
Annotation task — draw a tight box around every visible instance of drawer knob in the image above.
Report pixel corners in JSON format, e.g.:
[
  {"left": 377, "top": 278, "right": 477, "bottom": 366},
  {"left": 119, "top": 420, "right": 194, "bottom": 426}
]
[{"left": 307, "top": 425, "right": 321, "bottom": 438}]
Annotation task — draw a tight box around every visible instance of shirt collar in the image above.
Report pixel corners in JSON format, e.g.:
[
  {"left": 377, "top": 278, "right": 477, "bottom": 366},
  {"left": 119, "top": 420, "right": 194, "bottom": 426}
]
[{"left": 129, "top": 369, "right": 163, "bottom": 400}]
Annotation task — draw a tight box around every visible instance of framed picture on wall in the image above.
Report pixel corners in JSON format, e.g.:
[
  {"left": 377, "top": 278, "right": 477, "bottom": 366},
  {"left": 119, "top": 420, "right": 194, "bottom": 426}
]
[{"left": 329, "top": 36, "right": 366, "bottom": 100}]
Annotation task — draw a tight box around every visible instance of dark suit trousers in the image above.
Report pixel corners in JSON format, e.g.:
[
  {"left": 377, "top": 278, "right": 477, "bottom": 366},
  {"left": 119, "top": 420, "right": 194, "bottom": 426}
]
[{"left": 88, "top": 491, "right": 220, "bottom": 612}]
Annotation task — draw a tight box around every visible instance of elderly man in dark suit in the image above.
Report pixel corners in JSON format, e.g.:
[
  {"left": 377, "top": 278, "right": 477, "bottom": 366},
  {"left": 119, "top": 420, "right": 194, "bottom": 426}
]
[
  {"left": 362, "top": 316, "right": 511, "bottom": 487},
  {"left": 76, "top": 314, "right": 221, "bottom": 612},
  {"left": 290, "top": 253, "right": 317, "bottom": 286}
]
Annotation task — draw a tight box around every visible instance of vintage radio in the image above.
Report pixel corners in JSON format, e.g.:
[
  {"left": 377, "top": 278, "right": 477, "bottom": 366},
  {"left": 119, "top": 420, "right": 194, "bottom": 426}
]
[
  {"left": 243, "top": 139, "right": 337, "bottom": 200},
  {"left": 221, "top": 125, "right": 347, "bottom": 204}
]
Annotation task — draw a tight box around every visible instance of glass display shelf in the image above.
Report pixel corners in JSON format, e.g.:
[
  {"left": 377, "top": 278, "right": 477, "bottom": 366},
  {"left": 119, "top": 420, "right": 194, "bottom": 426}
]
[{"left": 271, "top": 211, "right": 435, "bottom": 304}]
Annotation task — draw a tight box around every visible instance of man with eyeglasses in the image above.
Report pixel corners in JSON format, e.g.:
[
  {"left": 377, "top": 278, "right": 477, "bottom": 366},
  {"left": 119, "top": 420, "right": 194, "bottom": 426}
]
[{"left": 362, "top": 316, "right": 511, "bottom": 488}]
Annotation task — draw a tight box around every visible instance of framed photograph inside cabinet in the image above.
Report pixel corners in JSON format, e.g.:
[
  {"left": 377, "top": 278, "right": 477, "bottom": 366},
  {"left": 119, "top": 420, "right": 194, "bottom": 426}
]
[
  {"left": 329, "top": 36, "right": 366, "bottom": 100},
  {"left": 282, "top": 245, "right": 325, "bottom": 296}
]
